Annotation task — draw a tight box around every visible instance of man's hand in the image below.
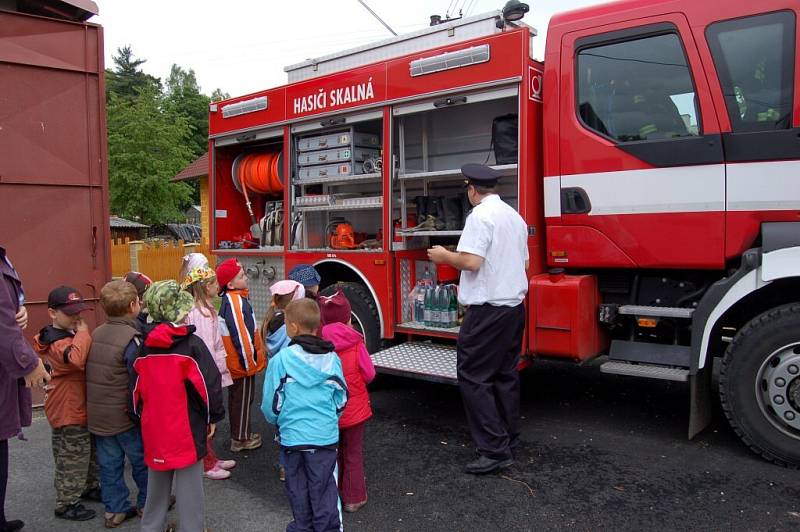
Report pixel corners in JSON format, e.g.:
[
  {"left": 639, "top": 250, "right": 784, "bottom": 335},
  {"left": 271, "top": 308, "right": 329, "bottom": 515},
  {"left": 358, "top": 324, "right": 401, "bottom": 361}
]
[
  {"left": 24, "top": 359, "right": 51, "bottom": 388},
  {"left": 208, "top": 423, "right": 216, "bottom": 438},
  {"left": 15, "top": 306, "right": 28, "bottom": 330},
  {"left": 75, "top": 318, "right": 89, "bottom": 333},
  {"left": 427, "top": 245, "right": 451, "bottom": 265}
]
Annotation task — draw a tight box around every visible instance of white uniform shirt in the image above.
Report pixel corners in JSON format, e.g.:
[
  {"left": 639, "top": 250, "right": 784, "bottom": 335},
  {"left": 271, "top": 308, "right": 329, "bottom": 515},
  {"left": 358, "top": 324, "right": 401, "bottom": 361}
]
[{"left": 456, "top": 194, "right": 529, "bottom": 307}]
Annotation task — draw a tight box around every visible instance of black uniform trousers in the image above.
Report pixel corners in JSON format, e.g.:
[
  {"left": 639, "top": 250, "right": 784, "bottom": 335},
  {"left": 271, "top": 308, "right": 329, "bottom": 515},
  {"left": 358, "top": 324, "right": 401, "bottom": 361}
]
[{"left": 456, "top": 302, "right": 525, "bottom": 461}]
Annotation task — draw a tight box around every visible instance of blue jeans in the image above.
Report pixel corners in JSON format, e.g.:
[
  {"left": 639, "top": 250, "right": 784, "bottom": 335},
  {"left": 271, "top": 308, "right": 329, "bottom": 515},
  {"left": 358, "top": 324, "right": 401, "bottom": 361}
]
[{"left": 95, "top": 426, "right": 148, "bottom": 513}]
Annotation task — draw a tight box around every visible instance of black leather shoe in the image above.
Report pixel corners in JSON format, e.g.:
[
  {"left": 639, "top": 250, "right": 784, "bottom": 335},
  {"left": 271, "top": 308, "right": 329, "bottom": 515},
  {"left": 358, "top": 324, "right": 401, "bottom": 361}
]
[
  {"left": 464, "top": 455, "right": 514, "bottom": 474},
  {"left": 1, "top": 520, "right": 25, "bottom": 532},
  {"left": 80, "top": 486, "right": 102, "bottom": 502},
  {"left": 54, "top": 503, "right": 96, "bottom": 521}
]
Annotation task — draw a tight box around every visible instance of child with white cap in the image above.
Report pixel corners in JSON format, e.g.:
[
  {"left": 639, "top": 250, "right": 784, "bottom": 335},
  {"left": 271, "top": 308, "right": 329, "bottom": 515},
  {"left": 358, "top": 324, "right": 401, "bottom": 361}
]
[{"left": 260, "top": 279, "right": 304, "bottom": 481}]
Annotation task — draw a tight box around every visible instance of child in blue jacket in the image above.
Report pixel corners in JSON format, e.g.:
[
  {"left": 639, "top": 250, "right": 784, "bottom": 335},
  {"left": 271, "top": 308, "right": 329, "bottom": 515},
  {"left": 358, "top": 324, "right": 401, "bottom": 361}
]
[{"left": 262, "top": 298, "right": 348, "bottom": 532}]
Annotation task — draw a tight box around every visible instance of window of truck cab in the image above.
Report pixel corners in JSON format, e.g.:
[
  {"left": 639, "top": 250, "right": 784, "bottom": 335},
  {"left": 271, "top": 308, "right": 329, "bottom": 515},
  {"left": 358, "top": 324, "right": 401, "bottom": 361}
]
[
  {"left": 575, "top": 25, "right": 702, "bottom": 143},
  {"left": 706, "top": 10, "right": 796, "bottom": 133}
]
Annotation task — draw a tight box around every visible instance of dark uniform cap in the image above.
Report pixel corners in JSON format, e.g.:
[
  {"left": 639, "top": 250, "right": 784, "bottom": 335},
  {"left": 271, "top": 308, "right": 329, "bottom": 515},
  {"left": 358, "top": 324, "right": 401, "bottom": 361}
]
[
  {"left": 47, "top": 286, "right": 91, "bottom": 315},
  {"left": 461, "top": 163, "right": 501, "bottom": 187}
]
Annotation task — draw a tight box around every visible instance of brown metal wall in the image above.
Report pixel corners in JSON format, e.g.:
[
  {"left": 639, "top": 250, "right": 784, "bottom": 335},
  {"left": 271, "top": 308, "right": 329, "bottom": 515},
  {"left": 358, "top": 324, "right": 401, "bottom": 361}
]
[{"left": 0, "top": 10, "right": 109, "bottom": 403}]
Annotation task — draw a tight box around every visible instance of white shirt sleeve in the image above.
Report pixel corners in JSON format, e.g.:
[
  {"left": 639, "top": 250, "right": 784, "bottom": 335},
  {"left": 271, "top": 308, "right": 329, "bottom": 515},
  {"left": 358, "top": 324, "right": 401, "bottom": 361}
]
[{"left": 457, "top": 211, "right": 492, "bottom": 259}]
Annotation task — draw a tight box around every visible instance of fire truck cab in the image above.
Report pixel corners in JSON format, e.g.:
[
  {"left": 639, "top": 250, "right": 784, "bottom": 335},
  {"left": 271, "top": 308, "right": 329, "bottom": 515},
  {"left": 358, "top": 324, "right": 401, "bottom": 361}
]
[{"left": 209, "top": 0, "right": 800, "bottom": 466}]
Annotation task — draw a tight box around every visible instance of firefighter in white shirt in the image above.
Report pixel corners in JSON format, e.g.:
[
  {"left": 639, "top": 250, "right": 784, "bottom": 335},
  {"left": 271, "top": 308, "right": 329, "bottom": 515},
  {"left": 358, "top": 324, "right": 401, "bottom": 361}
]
[{"left": 428, "top": 163, "right": 529, "bottom": 474}]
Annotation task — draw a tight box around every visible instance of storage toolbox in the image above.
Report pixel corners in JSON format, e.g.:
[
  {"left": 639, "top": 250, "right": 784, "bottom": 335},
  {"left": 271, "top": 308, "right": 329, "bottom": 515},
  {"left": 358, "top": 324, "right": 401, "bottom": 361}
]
[{"left": 529, "top": 272, "right": 607, "bottom": 361}]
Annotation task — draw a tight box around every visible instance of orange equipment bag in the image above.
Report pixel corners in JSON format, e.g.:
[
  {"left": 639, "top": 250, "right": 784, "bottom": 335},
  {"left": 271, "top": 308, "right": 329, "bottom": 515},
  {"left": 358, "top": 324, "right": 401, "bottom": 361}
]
[{"left": 329, "top": 221, "right": 356, "bottom": 250}]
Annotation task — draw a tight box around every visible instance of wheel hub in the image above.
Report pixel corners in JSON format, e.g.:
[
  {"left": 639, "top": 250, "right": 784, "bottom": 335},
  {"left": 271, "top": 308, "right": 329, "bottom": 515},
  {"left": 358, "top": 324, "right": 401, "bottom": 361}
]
[{"left": 759, "top": 345, "right": 800, "bottom": 435}]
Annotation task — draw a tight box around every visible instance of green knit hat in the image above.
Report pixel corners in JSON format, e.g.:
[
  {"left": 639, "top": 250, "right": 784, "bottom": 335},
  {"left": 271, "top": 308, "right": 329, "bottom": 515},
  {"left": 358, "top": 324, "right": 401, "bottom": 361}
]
[{"left": 143, "top": 280, "right": 194, "bottom": 323}]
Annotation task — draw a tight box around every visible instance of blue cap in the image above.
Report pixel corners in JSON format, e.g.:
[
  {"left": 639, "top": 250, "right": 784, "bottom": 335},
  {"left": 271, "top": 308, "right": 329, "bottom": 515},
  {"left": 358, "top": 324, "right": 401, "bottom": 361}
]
[
  {"left": 461, "top": 163, "right": 501, "bottom": 186},
  {"left": 288, "top": 264, "right": 321, "bottom": 287}
]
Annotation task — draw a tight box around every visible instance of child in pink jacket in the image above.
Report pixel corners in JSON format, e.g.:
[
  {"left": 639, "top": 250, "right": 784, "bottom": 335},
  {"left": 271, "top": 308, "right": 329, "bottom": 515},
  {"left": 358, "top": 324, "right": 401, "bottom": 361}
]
[
  {"left": 183, "top": 266, "right": 236, "bottom": 480},
  {"left": 319, "top": 290, "right": 375, "bottom": 513}
]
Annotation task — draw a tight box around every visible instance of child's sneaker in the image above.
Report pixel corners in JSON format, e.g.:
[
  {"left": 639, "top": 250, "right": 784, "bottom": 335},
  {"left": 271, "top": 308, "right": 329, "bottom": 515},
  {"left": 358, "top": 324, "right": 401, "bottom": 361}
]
[
  {"left": 230, "top": 433, "right": 262, "bottom": 452},
  {"left": 54, "top": 503, "right": 96, "bottom": 521},
  {"left": 204, "top": 465, "right": 231, "bottom": 480},
  {"left": 216, "top": 459, "right": 236, "bottom": 470}
]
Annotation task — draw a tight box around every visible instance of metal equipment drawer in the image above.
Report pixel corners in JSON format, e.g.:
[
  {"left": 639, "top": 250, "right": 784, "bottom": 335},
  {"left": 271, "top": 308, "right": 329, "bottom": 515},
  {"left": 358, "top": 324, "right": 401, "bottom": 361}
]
[
  {"left": 297, "top": 162, "right": 360, "bottom": 179},
  {"left": 297, "top": 132, "right": 380, "bottom": 152},
  {"left": 297, "top": 147, "right": 379, "bottom": 167}
]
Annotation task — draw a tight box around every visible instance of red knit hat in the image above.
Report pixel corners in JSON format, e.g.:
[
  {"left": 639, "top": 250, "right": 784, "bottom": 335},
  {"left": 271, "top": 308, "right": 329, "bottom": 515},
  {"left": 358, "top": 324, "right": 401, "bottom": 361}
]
[
  {"left": 319, "top": 290, "right": 351, "bottom": 325},
  {"left": 215, "top": 259, "right": 242, "bottom": 291}
]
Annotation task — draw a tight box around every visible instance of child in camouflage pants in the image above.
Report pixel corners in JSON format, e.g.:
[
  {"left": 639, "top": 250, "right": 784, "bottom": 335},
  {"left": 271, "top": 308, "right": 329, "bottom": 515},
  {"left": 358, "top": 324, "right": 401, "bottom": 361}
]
[{"left": 33, "top": 287, "right": 100, "bottom": 522}]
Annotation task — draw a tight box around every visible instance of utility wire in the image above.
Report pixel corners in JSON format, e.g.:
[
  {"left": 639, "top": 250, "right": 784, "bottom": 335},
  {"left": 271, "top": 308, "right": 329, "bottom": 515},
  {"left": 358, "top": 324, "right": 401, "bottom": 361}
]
[
  {"left": 357, "top": 0, "right": 398, "bottom": 36},
  {"left": 446, "top": 0, "right": 456, "bottom": 18}
]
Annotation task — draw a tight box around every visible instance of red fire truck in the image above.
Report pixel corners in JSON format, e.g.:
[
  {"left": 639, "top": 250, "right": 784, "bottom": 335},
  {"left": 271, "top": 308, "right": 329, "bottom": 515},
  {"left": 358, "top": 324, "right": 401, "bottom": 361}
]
[{"left": 208, "top": 0, "right": 800, "bottom": 467}]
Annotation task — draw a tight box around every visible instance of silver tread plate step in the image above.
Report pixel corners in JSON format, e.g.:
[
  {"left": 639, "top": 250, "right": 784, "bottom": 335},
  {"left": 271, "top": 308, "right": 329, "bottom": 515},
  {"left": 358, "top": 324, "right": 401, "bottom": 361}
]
[
  {"left": 600, "top": 361, "right": 689, "bottom": 382},
  {"left": 618, "top": 305, "right": 694, "bottom": 319},
  {"left": 371, "top": 342, "right": 457, "bottom": 384}
]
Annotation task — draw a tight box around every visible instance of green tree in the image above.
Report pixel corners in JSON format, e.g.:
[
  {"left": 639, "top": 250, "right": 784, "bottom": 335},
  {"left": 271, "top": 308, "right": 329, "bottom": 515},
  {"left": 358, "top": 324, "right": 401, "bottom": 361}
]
[
  {"left": 164, "top": 64, "right": 210, "bottom": 158},
  {"left": 107, "top": 85, "right": 194, "bottom": 225},
  {"left": 210, "top": 88, "right": 231, "bottom": 102},
  {"left": 105, "top": 45, "right": 161, "bottom": 102}
]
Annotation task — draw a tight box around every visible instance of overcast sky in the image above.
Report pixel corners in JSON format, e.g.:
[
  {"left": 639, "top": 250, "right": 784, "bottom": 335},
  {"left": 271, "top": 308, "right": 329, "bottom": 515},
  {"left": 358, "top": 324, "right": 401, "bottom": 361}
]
[{"left": 93, "top": 0, "right": 601, "bottom": 98}]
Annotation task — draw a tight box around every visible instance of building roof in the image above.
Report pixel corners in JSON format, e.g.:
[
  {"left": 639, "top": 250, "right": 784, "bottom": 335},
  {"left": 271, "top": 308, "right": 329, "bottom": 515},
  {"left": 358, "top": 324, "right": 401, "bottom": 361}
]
[
  {"left": 15, "top": 0, "right": 99, "bottom": 21},
  {"left": 173, "top": 152, "right": 209, "bottom": 182},
  {"left": 110, "top": 216, "right": 148, "bottom": 229}
]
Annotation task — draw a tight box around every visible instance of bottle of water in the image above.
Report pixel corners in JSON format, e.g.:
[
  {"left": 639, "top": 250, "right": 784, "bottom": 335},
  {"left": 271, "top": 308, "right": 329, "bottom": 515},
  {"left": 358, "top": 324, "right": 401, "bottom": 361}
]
[
  {"left": 431, "top": 285, "right": 441, "bottom": 327},
  {"left": 448, "top": 286, "right": 458, "bottom": 328},
  {"left": 414, "top": 281, "right": 425, "bottom": 323},
  {"left": 423, "top": 285, "right": 433, "bottom": 327}
]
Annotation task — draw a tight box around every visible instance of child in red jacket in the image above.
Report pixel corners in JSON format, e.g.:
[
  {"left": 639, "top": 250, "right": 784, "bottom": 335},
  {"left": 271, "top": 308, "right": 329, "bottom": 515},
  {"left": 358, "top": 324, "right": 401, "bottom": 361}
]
[
  {"left": 132, "top": 280, "right": 224, "bottom": 532},
  {"left": 319, "top": 290, "right": 375, "bottom": 513}
]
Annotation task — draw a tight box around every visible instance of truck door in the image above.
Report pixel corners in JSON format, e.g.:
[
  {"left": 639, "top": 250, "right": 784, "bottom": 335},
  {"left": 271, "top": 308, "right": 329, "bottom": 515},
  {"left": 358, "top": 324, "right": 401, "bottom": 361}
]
[
  {"left": 701, "top": 9, "right": 799, "bottom": 257},
  {"left": 552, "top": 15, "right": 725, "bottom": 269}
]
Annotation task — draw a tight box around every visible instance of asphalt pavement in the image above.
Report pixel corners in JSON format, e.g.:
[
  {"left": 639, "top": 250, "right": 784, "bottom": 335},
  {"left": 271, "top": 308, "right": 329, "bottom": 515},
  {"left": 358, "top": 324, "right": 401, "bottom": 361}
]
[{"left": 7, "top": 359, "right": 800, "bottom": 531}]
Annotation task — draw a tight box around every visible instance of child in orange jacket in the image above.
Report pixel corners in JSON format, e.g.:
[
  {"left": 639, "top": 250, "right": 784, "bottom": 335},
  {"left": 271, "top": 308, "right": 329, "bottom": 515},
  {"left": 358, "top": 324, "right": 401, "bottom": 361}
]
[
  {"left": 216, "top": 259, "right": 267, "bottom": 452},
  {"left": 33, "top": 286, "right": 100, "bottom": 522}
]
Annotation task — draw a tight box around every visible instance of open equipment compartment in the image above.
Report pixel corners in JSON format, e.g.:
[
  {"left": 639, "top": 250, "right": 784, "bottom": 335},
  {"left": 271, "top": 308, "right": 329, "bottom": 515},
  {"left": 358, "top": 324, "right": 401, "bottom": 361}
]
[
  {"left": 290, "top": 111, "right": 386, "bottom": 252},
  {"left": 392, "top": 85, "right": 520, "bottom": 250},
  {"left": 390, "top": 85, "right": 521, "bottom": 336},
  {"left": 213, "top": 127, "right": 286, "bottom": 251}
]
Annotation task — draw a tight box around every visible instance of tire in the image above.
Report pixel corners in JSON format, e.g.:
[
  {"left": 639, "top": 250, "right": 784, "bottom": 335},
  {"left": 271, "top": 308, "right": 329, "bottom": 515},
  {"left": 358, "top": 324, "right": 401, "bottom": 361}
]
[
  {"left": 719, "top": 303, "right": 800, "bottom": 468},
  {"left": 320, "top": 282, "right": 382, "bottom": 353}
]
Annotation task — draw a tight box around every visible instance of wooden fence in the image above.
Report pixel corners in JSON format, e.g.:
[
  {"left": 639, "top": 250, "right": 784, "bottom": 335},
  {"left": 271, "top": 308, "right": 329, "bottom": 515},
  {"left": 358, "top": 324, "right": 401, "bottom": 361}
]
[
  {"left": 110, "top": 239, "right": 215, "bottom": 282},
  {"left": 110, "top": 238, "right": 132, "bottom": 278}
]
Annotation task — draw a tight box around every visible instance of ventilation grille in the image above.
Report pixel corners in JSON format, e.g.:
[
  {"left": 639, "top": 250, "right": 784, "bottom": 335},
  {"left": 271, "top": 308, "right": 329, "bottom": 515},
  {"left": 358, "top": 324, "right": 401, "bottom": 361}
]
[
  {"left": 409, "top": 44, "right": 490, "bottom": 77},
  {"left": 221, "top": 96, "right": 268, "bottom": 119}
]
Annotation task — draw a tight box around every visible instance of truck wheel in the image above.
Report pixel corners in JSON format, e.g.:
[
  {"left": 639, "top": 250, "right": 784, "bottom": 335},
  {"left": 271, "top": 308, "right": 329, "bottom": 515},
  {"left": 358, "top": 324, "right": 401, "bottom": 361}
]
[
  {"left": 320, "top": 282, "right": 382, "bottom": 353},
  {"left": 720, "top": 303, "right": 800, "bottom": 468}
]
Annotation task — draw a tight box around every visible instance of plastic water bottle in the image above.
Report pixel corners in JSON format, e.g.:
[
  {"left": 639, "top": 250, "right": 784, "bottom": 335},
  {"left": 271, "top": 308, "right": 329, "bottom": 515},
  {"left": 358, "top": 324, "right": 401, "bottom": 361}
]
[
  {"left": 448, "top": 286, "right": 458, "bottom": 328},
  {"left": 422, "top": 266, "right": 434, "bottom": 285},
  {"left": 423, "top": 285, "right": 433, "bottom": 327},
  {"left": 431, "top": 286, "right": 441, "bottom": 327},
  {"left": 414, "top": 281, "right": 425, "bottom": 323}
]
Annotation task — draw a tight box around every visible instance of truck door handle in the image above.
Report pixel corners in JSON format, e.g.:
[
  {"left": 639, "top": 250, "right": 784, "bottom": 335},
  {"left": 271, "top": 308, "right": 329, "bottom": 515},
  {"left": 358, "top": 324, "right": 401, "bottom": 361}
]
[
  {"left": 561, "top": 188, "right": 591, "bottom": 214},
  {"left": 433, "top": 96, "right": 467, "bottom": 108}
]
